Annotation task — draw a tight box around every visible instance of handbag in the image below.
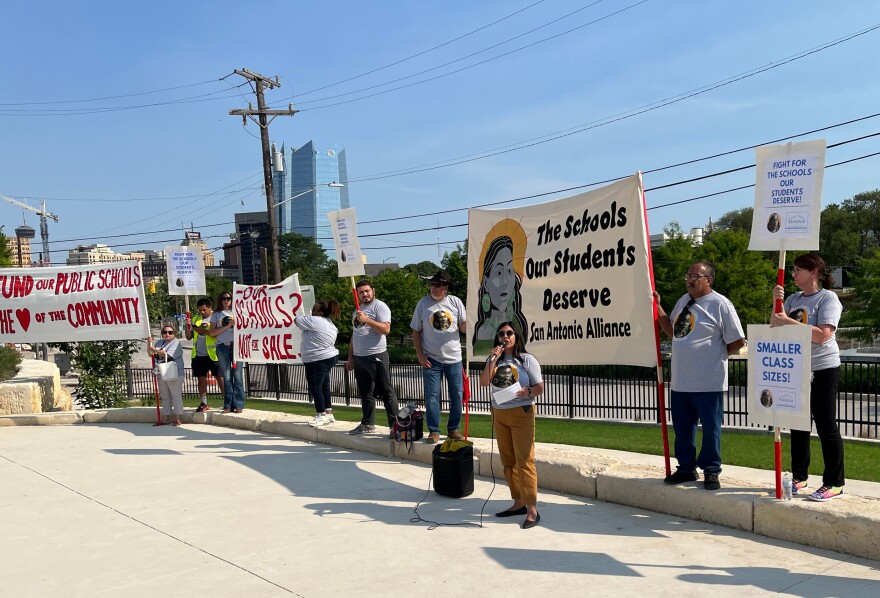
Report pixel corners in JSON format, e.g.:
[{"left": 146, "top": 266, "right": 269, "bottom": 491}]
[
  {"left": 157, "top": 356, "right": 179, "bottom": 382},
  {"left": 393, "top": 402, "right": 424, "bottom": 445}
]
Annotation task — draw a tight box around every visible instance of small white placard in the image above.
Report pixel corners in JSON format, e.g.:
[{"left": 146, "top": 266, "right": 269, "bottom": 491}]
[{"left": 493, "top": 382, "right": 522, "bottom": 404}]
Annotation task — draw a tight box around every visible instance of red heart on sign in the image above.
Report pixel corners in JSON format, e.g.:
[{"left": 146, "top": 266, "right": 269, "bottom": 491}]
[{"left": 16, "top": 308, "right": 30, "bottom": 332}]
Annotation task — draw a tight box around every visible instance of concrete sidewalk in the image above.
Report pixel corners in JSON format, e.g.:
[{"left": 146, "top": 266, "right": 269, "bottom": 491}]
[{"left": 1, "top": 421, "right": 879, "bottom": 597}]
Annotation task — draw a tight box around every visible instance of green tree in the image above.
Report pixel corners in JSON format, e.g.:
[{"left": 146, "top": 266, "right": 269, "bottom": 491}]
[
  {"left": 373, "top": 268, "right": 428, "bottom": 345},
  {"left": 842, "top": 249, "right": 880, "bottom": 340},
  {"left": 205, "top": 275, "right": 233, "bottom": 305},
  {"left": 650, "top": 222, "right": 695, "bottom": 310},
  {"left": 278, "top": 233, "right": 334, "bottom": 294},
  {"left": 697, "top": 229, "right": 776, "bottom": 326},
  {"left": 441, "top": 242, "right": 468, "bottom": 302},
  {"left": 713, "top": 207, "right": 754, "bottom": 233},
  {"left": 820, "top": 202, "right": 868, "bottom": 272},
  {"left": 403, "top": 260, "right": 440, "bottom": 278},
  {"left": 0, "top": 226, "right": 11, "bottom": 267}
]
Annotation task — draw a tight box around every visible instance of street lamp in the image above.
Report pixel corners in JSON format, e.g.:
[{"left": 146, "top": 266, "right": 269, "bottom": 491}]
[
  {"left": 382, "top": 256, "right": 396, "bottom": 264},
  {"left": 272, "top": 182, "right": 344, "bottom": 209}
]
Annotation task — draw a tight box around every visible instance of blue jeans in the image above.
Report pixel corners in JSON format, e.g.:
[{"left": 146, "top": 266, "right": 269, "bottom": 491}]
[
  {"left": 305, "top": 356, "right": 337, "bottom": 413},
  {"left": 216, "top": 343, "right": 245, "bottom": 410},
  {"left": 671, "top": 390, "right": 723, "bottom": 474},
  {"left": 423, "top": 360, "right": 463, "bottom": 433}
]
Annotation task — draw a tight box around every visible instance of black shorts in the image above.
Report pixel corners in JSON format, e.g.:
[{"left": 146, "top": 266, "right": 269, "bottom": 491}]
[{"left": 192, "top": 355, "right": 219, "bottom": 378}]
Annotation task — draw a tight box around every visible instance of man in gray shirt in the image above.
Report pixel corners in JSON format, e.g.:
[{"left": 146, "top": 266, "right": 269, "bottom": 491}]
[
  {"left": 655, "top": 260, "right": 745, "bottom": 491},
  {"left": 346, "top": 280, "right": 399, "bottom": 436},
  {"left": 410, "top": 270, "right": 467, "bottom": 444}
]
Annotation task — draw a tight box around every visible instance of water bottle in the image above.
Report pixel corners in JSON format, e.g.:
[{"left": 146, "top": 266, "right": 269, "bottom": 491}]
[{"left": 782, "top": 472, "right": 793, "bottom": 501}]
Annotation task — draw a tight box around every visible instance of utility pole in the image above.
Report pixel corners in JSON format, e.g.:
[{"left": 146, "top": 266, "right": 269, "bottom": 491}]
[{"left": 229, "top": 69, "right": 298, "bottom": 284}]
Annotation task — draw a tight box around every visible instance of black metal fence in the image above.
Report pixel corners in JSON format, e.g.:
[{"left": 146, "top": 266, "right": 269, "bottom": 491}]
[{"left": 122, "top": 358, "right": 879, "bottom": 439}]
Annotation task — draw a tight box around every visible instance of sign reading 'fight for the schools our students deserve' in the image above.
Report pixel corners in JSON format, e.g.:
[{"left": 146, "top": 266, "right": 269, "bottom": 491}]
[{"left": 0, "top": 262, "right": 150, "bottom": 342}]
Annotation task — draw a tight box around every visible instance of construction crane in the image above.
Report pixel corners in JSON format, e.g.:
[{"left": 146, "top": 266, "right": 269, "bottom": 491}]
[{"left": 0, "top": 194, "right": 59, "bottom": 265}]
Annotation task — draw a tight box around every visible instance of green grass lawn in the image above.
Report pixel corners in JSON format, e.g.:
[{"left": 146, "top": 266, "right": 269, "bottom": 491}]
[{"left": 172, "top": 395, "right": 879, "bottom": 483}]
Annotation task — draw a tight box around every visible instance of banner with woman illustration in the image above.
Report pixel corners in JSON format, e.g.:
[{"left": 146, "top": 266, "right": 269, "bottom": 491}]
[{"left": 466, "top": 174, "right": 656, "bottom": 366}]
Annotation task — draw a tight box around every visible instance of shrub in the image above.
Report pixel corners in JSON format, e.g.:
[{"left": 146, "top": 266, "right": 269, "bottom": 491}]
[
  {"left": 53, "top": 341, "right": 138, "bottom": 409},
  {"left": 0, "top": 345, "right": 22, "bottom": 382}
]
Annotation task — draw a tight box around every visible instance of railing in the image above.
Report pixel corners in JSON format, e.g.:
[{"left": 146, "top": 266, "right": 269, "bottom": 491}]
[{"left": 120, "top": 358, "right": 880, "bottom": 439}]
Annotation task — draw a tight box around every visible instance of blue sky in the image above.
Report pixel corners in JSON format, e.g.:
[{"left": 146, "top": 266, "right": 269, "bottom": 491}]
[{"left": 2, "top": 0, "right": 879, "bottom": 267}]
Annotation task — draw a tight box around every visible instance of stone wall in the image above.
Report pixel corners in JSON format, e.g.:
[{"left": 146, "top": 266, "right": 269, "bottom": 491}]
[{"left": 0, "top": 359, "right": 72, "bottom": 415}]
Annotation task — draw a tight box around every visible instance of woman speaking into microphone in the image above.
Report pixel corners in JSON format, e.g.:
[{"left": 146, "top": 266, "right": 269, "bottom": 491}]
[{"left": 479, "top": 321, "right": 543, "bottom": 529}]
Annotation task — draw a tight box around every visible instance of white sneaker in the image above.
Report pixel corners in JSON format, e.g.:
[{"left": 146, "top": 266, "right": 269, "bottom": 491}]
[
  {"left": 323, "top": 413, "right": 336, "bottom": 425},
  {"left": 308, "top": 414, "right": 326, "bottom": 427}
]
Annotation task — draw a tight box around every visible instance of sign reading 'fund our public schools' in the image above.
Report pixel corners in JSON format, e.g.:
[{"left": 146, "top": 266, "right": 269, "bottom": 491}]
[{"left": 0, "top": 262, "right": 150, "bottom": 343}]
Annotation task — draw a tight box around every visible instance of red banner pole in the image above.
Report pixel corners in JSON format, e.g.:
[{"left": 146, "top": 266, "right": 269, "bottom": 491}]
[
  {"left": 149, "top": 344, "right": 162, "bottom": 426},
  {"left": 350, "top": 276, "right": 361, "bottom": 311},
  {"left": 773, "top": 250, "right": 787, "bottom": 499},
  {"left": 640, "top": 175, "right": 671, "bottom": 476}
]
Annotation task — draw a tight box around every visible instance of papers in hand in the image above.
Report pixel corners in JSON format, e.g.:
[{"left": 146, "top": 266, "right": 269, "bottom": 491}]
[{"left": 493, "top": 382, "right": 522, "bottom": 404}]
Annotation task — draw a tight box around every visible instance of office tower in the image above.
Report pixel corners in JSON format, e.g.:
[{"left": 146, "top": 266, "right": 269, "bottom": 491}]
[{"left": 274, "top": 140, "right": 350, "bottom": 251}]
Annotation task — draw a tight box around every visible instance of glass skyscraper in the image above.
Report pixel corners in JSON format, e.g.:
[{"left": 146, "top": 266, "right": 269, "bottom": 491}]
[{"left": 273, "top": 140, "right": 350, "bottom": 252}]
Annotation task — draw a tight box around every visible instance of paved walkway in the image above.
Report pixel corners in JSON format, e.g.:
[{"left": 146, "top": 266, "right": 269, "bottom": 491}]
[{"left": 1, "top": 423, "right": 878, "bottom": 597}]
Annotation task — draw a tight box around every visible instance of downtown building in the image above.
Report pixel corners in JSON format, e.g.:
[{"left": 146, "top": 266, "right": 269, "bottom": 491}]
[{"left": 272, "top": 140, "right": 350, "bottom": 252}]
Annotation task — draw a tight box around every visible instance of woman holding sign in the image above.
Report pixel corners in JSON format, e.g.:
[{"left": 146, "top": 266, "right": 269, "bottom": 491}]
[
  {"left": 479, "top": 321, "right": 543, "bottom": 529},
  {"left": 148, "top": 326, "right": 184, "bottom": 426},
  {"left": 295, "top": 299, "right": 342, "bottom": 427},
  {"left": 771, "top": 253, "right": 845, "bottom": 502}
]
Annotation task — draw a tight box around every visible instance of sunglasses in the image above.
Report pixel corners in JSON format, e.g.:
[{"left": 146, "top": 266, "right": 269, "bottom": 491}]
[
  {"left": 161, "top": 330, "right": 175, "bottom": 335},
  {"left": 497, "top": 330, "right": 515, "bottom": 338}
]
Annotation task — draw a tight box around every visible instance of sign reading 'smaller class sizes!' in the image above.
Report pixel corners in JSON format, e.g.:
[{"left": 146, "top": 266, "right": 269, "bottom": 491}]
[
  {"left": 746, "top": 324, "right": 812, "bottom": 432},
  {"left": 0, "top": 262, "right": 150, "bottom": 343},
  {"left": 749, "top": 139, "right": 826, "bottom": 251}
]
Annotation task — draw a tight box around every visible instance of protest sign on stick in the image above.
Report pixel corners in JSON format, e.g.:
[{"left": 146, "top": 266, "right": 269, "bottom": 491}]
[
  {"left": 328, "top": 207, "right": 365, "bottom": 309},
  {"left": 749, "top": 138, "right": 826, "bottom": 498},
  {"left": 747, "top": 324, "right": 812, "bottom": 431}
]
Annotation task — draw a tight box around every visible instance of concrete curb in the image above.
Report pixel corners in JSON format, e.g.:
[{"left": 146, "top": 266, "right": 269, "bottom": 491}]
[{"left": 3, "top": 407, "right": 879, "bottom": 561}]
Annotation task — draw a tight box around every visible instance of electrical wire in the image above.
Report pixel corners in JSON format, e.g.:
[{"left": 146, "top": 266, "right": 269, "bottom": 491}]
[
  {"left": 295, "top": 0, "right": 550, "bottom": 97},
  {"left": 344, "top": 24, "right": 880, "bottom": 182},
  {"left": 276, "top": 0, "right": 611, "bottom": 107},
  {"left": 286, "top": 1, "right": 648, "bottom": 112},
  {"left": 0, "top": 76, "right": 232, "bottom": 106}
]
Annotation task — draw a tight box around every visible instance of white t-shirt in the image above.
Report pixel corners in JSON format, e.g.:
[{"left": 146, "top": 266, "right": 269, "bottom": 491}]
[
  {"left": 489, "top": 353, "right": 543, "bottom": 410},
  {"left": 294, "top": 316, "right": 339, "bottom": 363},
  {"left": 410, "top": 294, "right": 466, "bottom": 364},
  {"left": 669, "top": 291, "right": 744, "bottom": 392},
  {"left": 351, "top": 299, "right": 390, "bottom": 357},
  {"left": 783, "top": 288, "right": 842, "bottom": 371}
]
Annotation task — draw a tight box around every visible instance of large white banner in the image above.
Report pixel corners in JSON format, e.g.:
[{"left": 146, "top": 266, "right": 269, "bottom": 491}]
[
  {"left": 467, "top": 174, "right": 656, "bottom": 366},
  {"left": 166, "top": 245, "right": 206, "bottom": 295},
  {"left": 749, "top": 139, "right": 826, "bottom": 251},
  {"left": 233, "top": 274, "right": 304, "bottom": 364},
  {"left": 747, "top": 324, "right": 812, "bottom": 431},
  {"left": 327, "top": 208, "right": 365, "bottom": 278},
  {"left": 0, "top": 262, "right": 150, "bottom": 343}
]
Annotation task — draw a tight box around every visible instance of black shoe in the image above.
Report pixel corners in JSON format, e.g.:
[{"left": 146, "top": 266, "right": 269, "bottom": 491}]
[
  {"left": 664, "top": 469, "right": 699, "bottom": 485},
  {"left": 196, "top": 403, "right": 209, "bottom": 413},
  {"left": 495, "top": 506, "right": 527, "bottom": 518},
  {"left": 522, "top": 512, "right": 541, "bottom": 529},
  {"left": 704, "top": 472, "right": 721, "bottom": 490}
]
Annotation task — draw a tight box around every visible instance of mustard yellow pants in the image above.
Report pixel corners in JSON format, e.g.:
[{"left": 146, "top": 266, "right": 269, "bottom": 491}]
[{"left": 493, "top": 404, "right": 538, "bottom": 506}]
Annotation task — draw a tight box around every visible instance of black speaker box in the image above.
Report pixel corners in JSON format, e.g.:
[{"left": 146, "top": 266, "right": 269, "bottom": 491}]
[{"left": 432, "top": 443, "right": 474, "bottom": 498}]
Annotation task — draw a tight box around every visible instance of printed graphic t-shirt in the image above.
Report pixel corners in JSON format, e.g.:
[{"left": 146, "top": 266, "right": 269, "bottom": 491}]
[
  {"left": 410, "top": 294, "right": 466, "bottom": 364},
  {"left": 294, "top": 316, "right": 339, "bottom": 364},
  {"left": 783, "top": 288, "right": 842, "bottom": 371},
  {"left": 351, "top": 299, "right": 391, "bottom": 357},
  {"left": 489, "top": 352, "right": 543, "bottom": 410}
]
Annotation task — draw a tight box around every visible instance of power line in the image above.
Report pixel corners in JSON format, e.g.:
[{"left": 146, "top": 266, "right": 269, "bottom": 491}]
[
  {"left": 285, "top": 1, "right": 648, "bottom": 112},
  {"left": 0, "top": 76, "right": 231, "bottom": 106},
  {"left": 0, "top": 83, "right": 249, "bottom": 117},
  {"left": 295, "top": 0, "right": 550, "bottom": 97},
  {"left": 343, "top": 24, "right": 880, "bottom": 182},
  {"left": 277, "top": 0, "right": 610, "bottom": 107}
]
